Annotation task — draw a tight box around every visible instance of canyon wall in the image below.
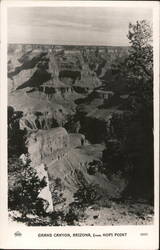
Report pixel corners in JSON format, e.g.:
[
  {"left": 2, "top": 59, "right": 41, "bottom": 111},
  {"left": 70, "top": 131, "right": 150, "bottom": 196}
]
[{"left": 27, "top": 127, "right": 70, "bottom": 166}]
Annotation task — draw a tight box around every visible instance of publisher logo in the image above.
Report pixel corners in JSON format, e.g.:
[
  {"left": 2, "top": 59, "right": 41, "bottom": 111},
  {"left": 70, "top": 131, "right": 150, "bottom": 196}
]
[{"left": 14, "top": 231, "right": 22, "bottom": 237}]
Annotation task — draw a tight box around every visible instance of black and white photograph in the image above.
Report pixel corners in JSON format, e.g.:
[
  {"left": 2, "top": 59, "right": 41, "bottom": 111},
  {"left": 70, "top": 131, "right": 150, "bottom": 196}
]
[
  {"left": 0, "top": 1, "right": 159, "bottom": 249},
  {"left": 6, "top": 3, "right": 156, "bottom": 228}
]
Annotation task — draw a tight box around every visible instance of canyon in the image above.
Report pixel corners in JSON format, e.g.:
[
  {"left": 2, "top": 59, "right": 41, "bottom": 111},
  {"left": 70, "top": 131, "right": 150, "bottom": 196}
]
[{"left": 8, "top": 44, "right": 154, "bottom": 226}]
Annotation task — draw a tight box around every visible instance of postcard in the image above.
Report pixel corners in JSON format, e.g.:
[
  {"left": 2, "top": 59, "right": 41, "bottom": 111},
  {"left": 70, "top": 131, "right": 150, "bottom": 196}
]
[{"left": 0, "top": 1, "right": 159, "bottom": 249}]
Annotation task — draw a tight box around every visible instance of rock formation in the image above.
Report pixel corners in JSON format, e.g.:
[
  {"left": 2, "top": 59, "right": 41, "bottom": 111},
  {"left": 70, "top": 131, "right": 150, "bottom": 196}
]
[
  {"left": 27, "top": 127, "right": 70, "bottom": 166},
  {"left": 69, "top": 133, "right": 86, "bottom": 148}
]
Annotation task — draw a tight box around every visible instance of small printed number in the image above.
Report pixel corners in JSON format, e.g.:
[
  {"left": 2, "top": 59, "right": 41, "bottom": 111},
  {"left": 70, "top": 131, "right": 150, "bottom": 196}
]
[{"left": 140, "top": 233, "right": 148, "bottom": 236}]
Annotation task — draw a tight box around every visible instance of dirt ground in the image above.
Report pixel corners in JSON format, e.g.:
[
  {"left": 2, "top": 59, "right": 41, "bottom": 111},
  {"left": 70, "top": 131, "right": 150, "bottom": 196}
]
[{"left": 78, "top": 200, "right": 154, "bottom": 226}]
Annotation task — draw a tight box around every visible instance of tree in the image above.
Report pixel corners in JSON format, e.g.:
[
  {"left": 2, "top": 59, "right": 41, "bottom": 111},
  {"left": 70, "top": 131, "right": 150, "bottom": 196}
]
[
  {"left": 125, "top": 20, "right": 153, "bottom": 128},
  {"left": 8, "top": 162, "right": 47, "bottom": 218},
  {"left": 103, "top": 20, "right": 154, "bottom": 201},
  {"left": 8, "top": 106, "right": 28, "bottom": 157},
  {"left": 124, "top": 21, "right": 153, "bottom": 200},
  {"left": 126, "top": 20, "right": 153, "bottom": 82}
]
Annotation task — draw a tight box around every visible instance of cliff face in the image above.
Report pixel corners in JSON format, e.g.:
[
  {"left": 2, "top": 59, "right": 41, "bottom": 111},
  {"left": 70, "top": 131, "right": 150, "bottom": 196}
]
[
  {"left": 19, "top": 107, "right": 67, "bottom": 131},
  {"left": 27, "top": 127, "right": 70, "bottom": 166},
  {"left": 8, "top": 49, "right": 48, "bottom": 90},
  {"left": 69, "top": 133, "right": 86, "bottom": 148}
]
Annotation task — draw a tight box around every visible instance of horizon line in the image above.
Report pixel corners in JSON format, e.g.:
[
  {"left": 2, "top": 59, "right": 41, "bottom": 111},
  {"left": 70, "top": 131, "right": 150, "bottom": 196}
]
[{"left": 8, "top": 42, "right": 130, "bottom": 47}]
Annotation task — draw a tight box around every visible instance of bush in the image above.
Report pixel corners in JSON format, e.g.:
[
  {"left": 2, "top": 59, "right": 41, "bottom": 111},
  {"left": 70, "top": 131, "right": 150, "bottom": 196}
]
[
  {"left": 8, "top": 157, "right": 24, "bottom": 173},
  {"left": 87, "top": 160, "right": 102, "bottom": 175},
  {"left": 65, "top": 202, "right": 86, "bottom": 225},
  {"left": 74, "top": 183, "right": 98, "bottom": 205}
]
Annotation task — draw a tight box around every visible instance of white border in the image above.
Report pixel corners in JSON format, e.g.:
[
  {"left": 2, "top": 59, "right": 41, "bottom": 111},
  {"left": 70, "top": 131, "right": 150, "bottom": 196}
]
[{"left": 0, "top": 1, "right": 159, "bottom": 249}]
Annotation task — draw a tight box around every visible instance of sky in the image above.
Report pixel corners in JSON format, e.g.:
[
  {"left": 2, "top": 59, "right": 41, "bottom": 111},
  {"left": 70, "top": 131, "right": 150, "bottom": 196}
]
[{"left": 8, "top": 7, "right": 152, "bottom": 46}]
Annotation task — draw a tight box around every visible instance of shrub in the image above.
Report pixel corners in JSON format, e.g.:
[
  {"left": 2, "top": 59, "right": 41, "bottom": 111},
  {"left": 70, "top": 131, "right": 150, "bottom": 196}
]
[
  {"left": 87, "top": 160, "right": 102, "bottom": 175},
  {"left": 65, "top": 202, "right": 86, "bottom": 225},
  {"left": 74, "top": 183, "right": 98, "bottom": 205}
]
